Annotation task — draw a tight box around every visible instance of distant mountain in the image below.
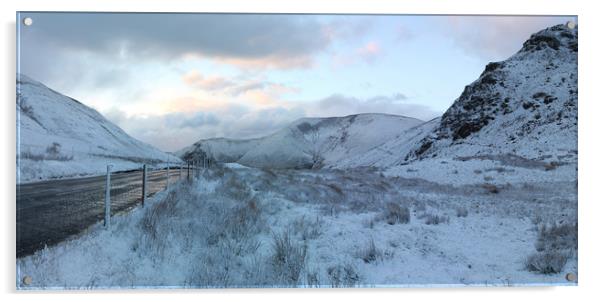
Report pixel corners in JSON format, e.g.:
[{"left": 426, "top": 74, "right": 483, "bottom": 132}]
[
  {"left": 17, "top": 75, "right": 181, "bottom": 182},
  {"left": 178, "top": 113, "right": 424, "bottom": 169}
]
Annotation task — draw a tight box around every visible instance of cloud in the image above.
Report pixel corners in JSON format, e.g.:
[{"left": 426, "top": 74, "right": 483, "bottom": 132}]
[
  {"left": 442, "top": 16, "right": 577, "bottom": 60},
  {"left": 176, "top": 112, "right": 220, "bottom": 128},
  {"left": 101, "top": 104, "right": 305, "bottom": 152},
  {"left": 182, "top": 71, "right": 236, "bottom": 91},
  {"left": 230, "top": 82, "right": 266, "bottom": 96},
  {"left": 321, "top": 16, "right": 375, "bottom": 41},
  {"left": 21, "top": 13, "right": 333, "bottom": 70},
  {"left": 226, "top": 107, "right": 306, "bottom": 138},
  {"left": 357, "top": 41, "right": 381, "bottom": 62},
  {"left": 331, "top": 40, "right": 384, "bottom": 68},
  {"left": 181, "top": 70, "right": 300, "bottom": 107}
]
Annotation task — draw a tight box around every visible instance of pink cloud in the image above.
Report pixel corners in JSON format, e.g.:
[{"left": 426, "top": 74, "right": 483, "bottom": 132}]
[
  {"left": 182, "top": 71, "right": 235, "bottom": 91},
  {"left": 181, "top": 70, "right": 300, "bottom": 107},
  {"left": 357, "top": 41, "right": 381, "bottom": 62}
]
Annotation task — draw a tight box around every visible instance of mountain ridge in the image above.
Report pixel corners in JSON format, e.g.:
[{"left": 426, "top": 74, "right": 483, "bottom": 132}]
[{"left": 179, "top": 113, "right": 424, "bottom": 169}]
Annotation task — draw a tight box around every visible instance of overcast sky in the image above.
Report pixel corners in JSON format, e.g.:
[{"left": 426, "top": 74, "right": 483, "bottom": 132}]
[{"left": 17, "top": 13, "right": 576, "bottom": 152}]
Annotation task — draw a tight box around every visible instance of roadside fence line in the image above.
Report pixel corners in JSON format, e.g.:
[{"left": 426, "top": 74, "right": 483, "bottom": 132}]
[{"left": 102, "top": 160, "right": 205, "bottom": 230}]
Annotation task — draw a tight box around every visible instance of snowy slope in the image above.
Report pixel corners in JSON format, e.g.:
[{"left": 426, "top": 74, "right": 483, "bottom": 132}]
[
  {"left": 331, "top": 117, "right": 441, "bottom": 169},
  {"left": 179, "top": 114, "right": 423, "bottom": 169},
  {"left": 17, "top": 74, "right": 181, "bottom": 182},
  {"left": 406, "top": 24, "right": 578, "bottom": 163}
]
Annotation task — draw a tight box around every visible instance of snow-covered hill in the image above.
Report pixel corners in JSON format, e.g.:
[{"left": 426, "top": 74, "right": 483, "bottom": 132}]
[
  {"left": 17, "top": 75, "right": 181, "bottom": 182},
  {"left": 179, "top": 114, "right": 424, "bottom": 169},
  {"left": 406, "top": 24, "right": 578, "bottom": 163}
]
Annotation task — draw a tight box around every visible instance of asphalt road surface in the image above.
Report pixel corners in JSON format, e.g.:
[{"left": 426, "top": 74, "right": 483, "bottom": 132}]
[{"left": 16, "top": 168, "right": 186, "bottom": 258}]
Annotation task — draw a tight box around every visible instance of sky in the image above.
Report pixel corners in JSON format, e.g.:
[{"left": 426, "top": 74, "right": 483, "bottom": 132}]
[{"left": 17, "top": 13, "right": 576, "bottom": 152}]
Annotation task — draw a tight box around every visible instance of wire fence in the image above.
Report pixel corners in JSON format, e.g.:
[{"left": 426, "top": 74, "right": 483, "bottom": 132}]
[{"left": 16, "top": 163, "right": 206, "bottom": 258}]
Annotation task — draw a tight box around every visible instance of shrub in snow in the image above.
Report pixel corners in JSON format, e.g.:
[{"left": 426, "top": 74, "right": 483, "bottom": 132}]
[
  {"left": 456, "top": 207, "right": 469, "bottom": 218},
  {"left": 413, "top": 202, "right": 427, "bottom": 213},
  {"left": 270, "top": 230, "right": 308, "bottom": 285},
  {"left": 383, "top": 202, "right": 411, "bottom": 225},
  {"left": 535, "top": 222, "right": 578, "bottom": 252},
  {"left": 21, "top": 142, "right": 74, "bottom": 162},
  {"left": 327, "top": 263, "right": 361, "bottom": 287},
  {"left": 526, "top": 222, "right": 577, "bottom": 274},
  {"left": 525, "top": 251, "right": 568, "bottom": 274},
  {"left": 219, "top": 175, "right": 253, "bottom": 201},
  {"left": 544, "top": 161, "right": 560, "bottom": 171},
  {"left": 226, "top": 198, "right": 265, "bottom": 240},
  {"left": 292, "top": 215, "right": 323, "bottom": 241},
  {"left": 482, "top": 183, "right": 500, "bottom": 194},
  {"left": 305, "top": 270, "right": 320, "bottom": 288},
  {"left": 357, "top": 238, "right": 383, "bottom": 264},
  {"left": 423, "top": 213, "right": 450, "bottom": 225}
]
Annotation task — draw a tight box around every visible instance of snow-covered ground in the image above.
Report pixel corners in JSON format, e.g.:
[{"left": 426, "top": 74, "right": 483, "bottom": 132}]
[
  {"left": 17, "top": 163, "right": 577, "bottom": 288},
  {"left": 383, "top": 156, "right": 577, "bottom": 187}
]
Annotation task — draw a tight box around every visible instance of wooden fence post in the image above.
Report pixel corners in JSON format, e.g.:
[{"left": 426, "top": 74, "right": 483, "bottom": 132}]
[
  {"left": 142, "top": 164, "right": 147, "bottom": 207},
  {"left": 104, "top": 165, "right": 112, "bottom": 229}
]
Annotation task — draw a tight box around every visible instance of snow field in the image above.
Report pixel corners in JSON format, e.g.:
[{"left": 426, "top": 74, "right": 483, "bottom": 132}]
[{"left": 17, "top": 164, "right": 577, "bottom": 288}]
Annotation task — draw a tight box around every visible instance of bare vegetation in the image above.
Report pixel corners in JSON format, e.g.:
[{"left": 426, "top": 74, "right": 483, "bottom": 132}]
[
  {"left": 525, "top": 251, "right": 569, "bottom": 274},
  {"left": 356, "top": 238, "right": 393, "bottom": 264},
  {"left": 382, "top": 202, "right": 411, "bottom": 225},
  {"left": 456, "top": 207, "right": 469, "bottom": 218},
  {"left": 421, "top": 213, "right": 450, "bottom": 225},
  {"left": 327, "top": 263, "right": 361, "bottom": 287},
  {"left": 292, "top": 215, "right": 324, "bottom": 241},
  {"left": 482, "top": 183, "right": 500, "bottom": 194},
  {"left": 270, "top": 230, "right": 308, "bottom": 285},
  {"left": 21, "top": 142, "right": 73, "bottom": 161},
  {"left": 526, "top": 222, "right": 577, "bottom": 274}
]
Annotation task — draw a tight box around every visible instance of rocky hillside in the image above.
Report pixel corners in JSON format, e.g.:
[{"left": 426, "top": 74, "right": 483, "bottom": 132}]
[{"left": 405, "top": 24, "right": 578, "bottom": 163}]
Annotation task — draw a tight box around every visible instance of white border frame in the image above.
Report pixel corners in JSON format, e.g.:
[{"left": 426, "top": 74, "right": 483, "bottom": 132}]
[{"left": 2, "top": 1, "right": 600, "bottom": 301}]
